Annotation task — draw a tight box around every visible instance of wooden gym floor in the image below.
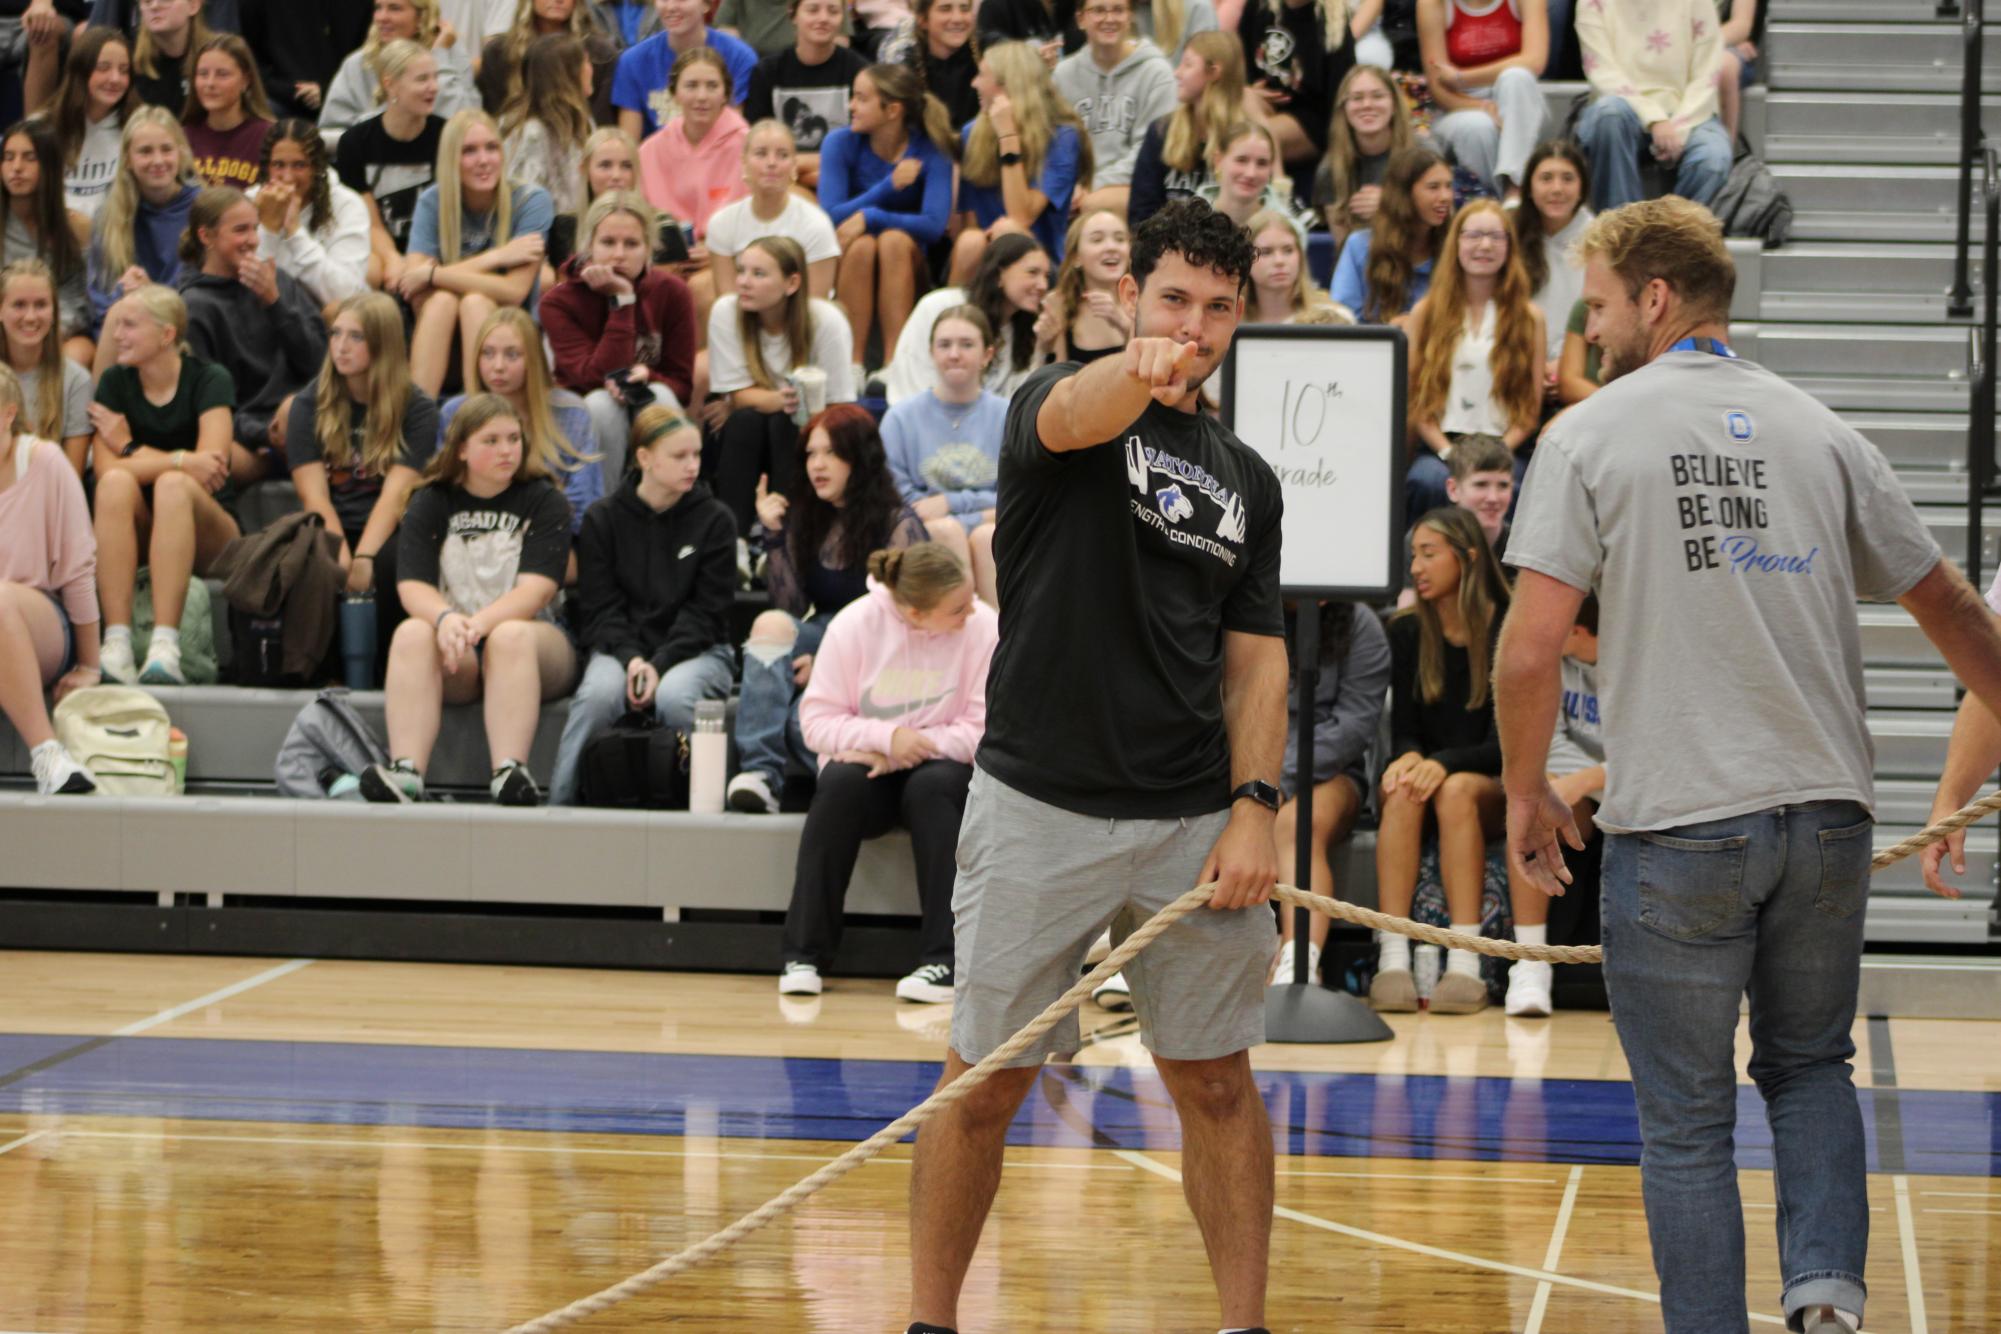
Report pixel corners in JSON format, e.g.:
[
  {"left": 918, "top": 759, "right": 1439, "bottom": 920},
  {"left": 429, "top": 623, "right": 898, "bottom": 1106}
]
[{"left": 2, "top": 950, "right": 1998, "bottom": 1332}]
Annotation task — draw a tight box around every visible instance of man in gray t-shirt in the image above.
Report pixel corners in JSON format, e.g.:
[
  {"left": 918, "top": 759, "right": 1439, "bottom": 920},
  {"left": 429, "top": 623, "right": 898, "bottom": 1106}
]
[{"left": 1494, "top": 198, "right": 2001, "bottom": 1334}]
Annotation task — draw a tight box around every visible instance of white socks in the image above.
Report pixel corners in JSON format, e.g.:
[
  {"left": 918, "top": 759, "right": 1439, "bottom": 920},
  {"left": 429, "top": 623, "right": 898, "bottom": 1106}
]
[
  {"left": 1515, "top": 923, "right": 1547, "bottom": 949},
  {"left": 1446, "top": 923, "right": 1483, "bottom": 978},
  {"left": 151, "top": 625, "right": 180, "bottom": 649},
  {"left": 104, "top": 624, "right": 131, "bottom": 648},
  {"left": 1830, "top": 1311, "right": 1860, "bottom": 1332},
  {"left": 1378, "top": 932, "right": 1410, "bottom": 973}
]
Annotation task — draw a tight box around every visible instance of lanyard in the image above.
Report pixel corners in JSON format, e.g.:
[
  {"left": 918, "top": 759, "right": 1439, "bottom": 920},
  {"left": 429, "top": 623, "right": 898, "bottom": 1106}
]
[{"left": 1670, "top": 336, "right": 1737, "bottom": 358}]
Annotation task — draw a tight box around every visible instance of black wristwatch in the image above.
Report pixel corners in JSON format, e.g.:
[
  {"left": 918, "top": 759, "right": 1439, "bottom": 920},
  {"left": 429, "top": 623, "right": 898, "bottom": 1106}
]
[
  {"left": 1231, "top": 780, "right": 1281, "bottom": 813},
  {"left": 998, "top": 149, "right": 1024, "bottom": 166}
]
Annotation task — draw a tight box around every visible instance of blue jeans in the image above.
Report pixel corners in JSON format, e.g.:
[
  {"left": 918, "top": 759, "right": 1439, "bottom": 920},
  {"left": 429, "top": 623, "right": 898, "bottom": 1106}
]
[
  {"left": 734, "top": 614, "right": 828, "bottom": 788},
  {"left": 1602, "top": 800, "right": 1874, "bottom": 1333},
  {"left": 550, "top": 644, "right": 736, "bottom": 805},
  {"left": 1576, "top": 96, "right": 1732, "bottom": 211}
]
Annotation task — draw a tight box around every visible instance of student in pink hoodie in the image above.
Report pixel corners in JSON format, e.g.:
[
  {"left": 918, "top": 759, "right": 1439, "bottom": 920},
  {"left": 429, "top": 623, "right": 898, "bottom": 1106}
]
[
  {"left": 783, "top": 541, "right": 998, "bottom": 1004},
  {"left": 637, "top": 47, "right": 750, "bottom": 332}
]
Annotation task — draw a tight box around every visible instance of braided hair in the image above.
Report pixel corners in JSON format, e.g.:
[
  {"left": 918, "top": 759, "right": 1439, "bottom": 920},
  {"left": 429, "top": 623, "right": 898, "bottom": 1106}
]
[{"left": 258, "top": 119, "right": 334, "bottom": 236}]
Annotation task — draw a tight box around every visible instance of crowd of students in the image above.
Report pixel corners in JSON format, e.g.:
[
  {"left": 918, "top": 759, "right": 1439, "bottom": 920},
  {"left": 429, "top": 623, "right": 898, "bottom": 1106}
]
[{"left": 0, "top": 0, "right": 1756, "bottom": 1008}]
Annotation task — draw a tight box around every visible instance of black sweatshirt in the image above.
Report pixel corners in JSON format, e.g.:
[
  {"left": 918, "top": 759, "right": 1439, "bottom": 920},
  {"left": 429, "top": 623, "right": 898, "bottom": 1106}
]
[
  {"left": 176, "top": 267, "right": 328, "bottom": 453},
  {"left": 239, "top": 0, "right": 374, "bottom": 119},
  {"left": 1386, "top": 611, "right": 1502, "bottom": 776},
  {"left": 978, "top": 0, "right": 1082, "bottom": 56},
  {"left": 573, "top": 475, "right": 739, "bottom": 674}
]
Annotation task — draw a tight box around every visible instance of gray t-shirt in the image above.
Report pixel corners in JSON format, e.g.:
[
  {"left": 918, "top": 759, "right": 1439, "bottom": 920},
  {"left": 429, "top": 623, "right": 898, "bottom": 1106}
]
[
  {"left": 19, "top": 358, "right": 93, "bottom": 441},
  {"left": 1545, "top": 657, "right": 1603, "bottom": 790},
  {"left": 1506, "top": 350, "right": 1941, "bottom": 833}
]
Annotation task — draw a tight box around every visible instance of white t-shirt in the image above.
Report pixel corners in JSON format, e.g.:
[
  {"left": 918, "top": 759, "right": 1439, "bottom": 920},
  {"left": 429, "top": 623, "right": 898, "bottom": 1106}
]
[
  {"left": 1985, "top": 565, "right": 2001, "bottom": 614},
  {"left": 1533, "top": 207, "right": 1592, "bottom": 361},
  {"left": 65, "top": 114, "right": 124, "bottom": 221},
  {"left": 707, "top": 295, "right": 856, "bottom": 400},
  {"left": 705, "top": 193, "right": 842, "bottom": 278},
  {"left": 884, "top": 285, "right": 1032, "bottom": 406}
]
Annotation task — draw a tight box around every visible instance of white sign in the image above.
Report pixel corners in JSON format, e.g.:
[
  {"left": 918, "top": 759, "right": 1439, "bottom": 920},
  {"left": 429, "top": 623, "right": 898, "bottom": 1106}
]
[{"left": 1221, "top": 325, "right": 1406, "bottom": 598}]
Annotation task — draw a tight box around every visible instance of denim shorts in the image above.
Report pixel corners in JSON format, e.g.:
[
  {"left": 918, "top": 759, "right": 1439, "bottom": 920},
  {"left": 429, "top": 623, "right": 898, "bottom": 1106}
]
[{"left": 42, "top": 589, "right": 74, "bottom": 677}]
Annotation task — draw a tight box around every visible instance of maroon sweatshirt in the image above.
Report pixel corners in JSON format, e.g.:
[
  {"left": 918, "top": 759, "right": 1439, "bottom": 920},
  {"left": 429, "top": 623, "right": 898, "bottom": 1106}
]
[{"left": 539, "top": 260, "right": 697, "bottom": 408}]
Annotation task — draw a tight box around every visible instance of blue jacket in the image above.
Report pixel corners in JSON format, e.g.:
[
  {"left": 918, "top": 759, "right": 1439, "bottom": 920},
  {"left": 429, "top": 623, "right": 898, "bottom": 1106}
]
[
  {"left": 1329, "top": 229, "right": 1433, "bottom": 324},
  {"left": 86, "top": 182, "right": 198, "bottom": 334},
  {"left": 817, "top": 128, "right": 954, "bottom": 248}
]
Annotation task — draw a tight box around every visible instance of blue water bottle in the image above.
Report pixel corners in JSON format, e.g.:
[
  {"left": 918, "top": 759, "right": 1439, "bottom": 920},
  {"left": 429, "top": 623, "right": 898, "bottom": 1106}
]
[{"left": 340, "top": 594, "right": 377, "bottom": 689}]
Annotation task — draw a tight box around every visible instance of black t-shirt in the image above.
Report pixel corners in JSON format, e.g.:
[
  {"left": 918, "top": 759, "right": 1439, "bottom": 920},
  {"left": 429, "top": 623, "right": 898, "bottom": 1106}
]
[
  {"left": 1385, "top": 611, "right": 1502, "bottom": 776},
  {"left": 334, "top": 112, "right": 446, "bottom": 252},
  {"left": 133, "top": 59, "right": 190, "bottom": 112},
  {"left": 746, "top": 46, "right": 870, "bottom": 153},
  {"left": 979, "top": 363, "right": 1285, "bottom": 818},
  {"left": 908, "top": 43, "right": 979, "bottom": 134},
  {"left": 285, "top": 385, "right": 438, "bottom": 544},
  {"left": 399, "top": 477, "right": 573, "bottom": 614}
]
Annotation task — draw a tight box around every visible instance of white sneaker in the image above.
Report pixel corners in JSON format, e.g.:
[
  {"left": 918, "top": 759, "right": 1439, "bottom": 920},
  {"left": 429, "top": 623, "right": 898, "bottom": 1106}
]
[
  {"left": 895, "top": 962, "right": 954, "bottom": 1004},
  {"left": 1091, "top": 971, "right": 1133, "bottom": 1011},
  {"left": 1270, "top": 939, "right": 1322, "bottom": 986},
  {"left": 1084, "top": 928, "right": 1113, "bottom": 965},
  {"left": 30, "top": 741, "right": 96, "bottom": 796},
  {"left": 727, "top": 770, "right": 778, "bottom": 814},
  {"left": 778, "top": 961, "right": 822, "bottom": 995},
  {"left": 100, "top": 636, "right": 137, "bottom": 684},
  {"left": 138, "top": 638, "right": 184, "bottom": 685},
  {"left": 1504, "top": 960, "right": 1555, "bottom": 1017}
]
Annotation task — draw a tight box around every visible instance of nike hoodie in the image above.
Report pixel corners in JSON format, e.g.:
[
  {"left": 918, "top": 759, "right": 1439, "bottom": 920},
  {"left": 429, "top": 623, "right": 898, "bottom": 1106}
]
[
  {"left": 1051, "top": 39, "right": 1178, "bottom": 187},
  {"left": 800, "top": 579, "right": 999, "bottom": 770},
  {"left": 572, "top": 474, "right": 739, "bottom": 672}
]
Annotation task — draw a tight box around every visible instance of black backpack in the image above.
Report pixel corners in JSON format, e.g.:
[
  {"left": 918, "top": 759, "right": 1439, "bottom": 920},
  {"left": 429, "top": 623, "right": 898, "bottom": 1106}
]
[
  {"left": 577, "top": 711, "right": 691, "bottom": 809},
  {"left": 230, "top": 606, "right": 296, "bottom": 687},
  {"left": 1711, "top": 137, "right": 1793, "bottom": 250}
]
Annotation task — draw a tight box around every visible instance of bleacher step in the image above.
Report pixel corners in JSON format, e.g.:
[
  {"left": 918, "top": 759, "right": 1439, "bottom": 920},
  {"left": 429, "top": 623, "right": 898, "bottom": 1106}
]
[
  {"left": 1840, "top": 411, "right": 1972, "bottom": 470},
  {"left": 1774, "top": 0, "right": 1972, "bottom": 21},
  {"left": 1767, "top": 21, "right": 2001, "bottom": 92},
  {"left": 1763, "top": 92, "right": 2001, "bottom": 164},
  {"left": 1753, "top": 322, "right": 1970, "bottom": 377}
]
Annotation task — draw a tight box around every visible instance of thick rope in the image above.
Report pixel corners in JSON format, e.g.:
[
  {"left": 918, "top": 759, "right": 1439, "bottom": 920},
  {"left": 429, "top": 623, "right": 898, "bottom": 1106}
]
[{"left": 507, "top": 790, "right": 2001, "bottom": 1331}]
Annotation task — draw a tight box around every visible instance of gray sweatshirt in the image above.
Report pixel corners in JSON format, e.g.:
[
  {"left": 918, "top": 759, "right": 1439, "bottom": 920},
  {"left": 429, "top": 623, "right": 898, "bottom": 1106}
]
[
  {"left": 1281, "top": 603, "right": 1393, "bottom": 800},
  {"left": 318, "top": 41, "right": 477, "bottom": 142},
  {"left": 1052, "top": 39, "right": 1178, "bottom": 188}
]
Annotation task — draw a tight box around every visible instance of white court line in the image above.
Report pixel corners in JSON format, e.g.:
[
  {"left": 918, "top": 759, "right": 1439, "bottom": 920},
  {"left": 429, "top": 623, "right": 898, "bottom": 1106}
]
[
  {"left": 1114, "top": 1148, "right": 1790, "bottom": 1325},
  {"left": 1895, "top": 1175, "right": 1930, "bottom": 1334},
  {"left": 1921, "top": 1189, "right": 2001, "bottom": 1199},
  {"left": 0, "top": 1130, "right": 48, "bottom": 1157},
  {"left": 1922, "top": 1206, "right": 2001, "bottom": 1216},
  {"left": 1276, "top": 1168, "right": 1559, "bottom": 1186},
  {"left": 1523, "top": 1164, "right": 1584, "bottom": 1334},
  {"left": 110, "top": 958, "right": 314, "bottom": 1036}
]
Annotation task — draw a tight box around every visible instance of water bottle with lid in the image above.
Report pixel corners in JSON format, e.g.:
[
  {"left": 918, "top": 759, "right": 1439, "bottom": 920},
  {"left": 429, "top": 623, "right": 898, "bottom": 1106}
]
[{"left": 689, "top": 699, "right": 726, "bottom": 814}]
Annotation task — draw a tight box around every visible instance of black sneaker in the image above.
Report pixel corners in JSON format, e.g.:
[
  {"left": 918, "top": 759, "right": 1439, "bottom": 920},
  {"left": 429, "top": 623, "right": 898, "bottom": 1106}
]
[
  {"left": 359, "top": 761, "right": 424, "bottom": 803},
  {"left": 895, "top": 963, "right": 954, "bottom": 1004},
  {"left": 491, "top": 760, "right": 541, "bottom": 806},
  {"left": 906, "top": 1325, "right": 958, "bottom": 1334}
]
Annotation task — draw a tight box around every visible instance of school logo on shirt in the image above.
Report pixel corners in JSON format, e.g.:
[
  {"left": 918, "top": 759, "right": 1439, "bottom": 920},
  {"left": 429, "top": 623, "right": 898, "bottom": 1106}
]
[
  {"left": 1723, "top": 409, "right": 1755, "bottom": 444},
  {"left": 1123, "top": 434, "right": 1248, "bottom": 564},
  {"left": 1156, "top": 484, "right": 1194, "bottom": 524},
  {"left": 1256, "top": 28, "right": 1299, "bottom": 89}
]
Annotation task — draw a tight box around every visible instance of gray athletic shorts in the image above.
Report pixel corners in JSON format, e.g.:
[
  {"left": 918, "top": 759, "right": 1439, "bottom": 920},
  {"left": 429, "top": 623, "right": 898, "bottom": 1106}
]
[{"left": 949, "top": 767, "right": 1275, "bottom": 1067}]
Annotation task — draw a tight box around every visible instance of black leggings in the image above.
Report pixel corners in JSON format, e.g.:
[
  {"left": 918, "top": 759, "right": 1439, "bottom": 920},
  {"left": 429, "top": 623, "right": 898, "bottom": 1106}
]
[
  {"left": 712, "top": 407, "right": 801, "bottom": 535},
  {"left": 781, "top": 759, "right": 972, "bottom": 971}
]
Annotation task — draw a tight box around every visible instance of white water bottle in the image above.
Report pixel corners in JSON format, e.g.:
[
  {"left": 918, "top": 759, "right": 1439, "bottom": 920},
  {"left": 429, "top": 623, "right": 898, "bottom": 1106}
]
[{"left": 690, "top": 699, "right": 727, "bottom": 815}]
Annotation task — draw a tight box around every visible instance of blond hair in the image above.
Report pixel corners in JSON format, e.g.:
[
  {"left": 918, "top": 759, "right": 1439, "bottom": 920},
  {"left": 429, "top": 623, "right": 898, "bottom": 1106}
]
[
  {"left": 314, "top": 293, "right": 415, "bottom": 480},
  {"left": 1245, "top": 207, "right": 1331, "bottom": 320},
  {"left": 363, "top": 0, "right": 442, "bottom": 80},
  {"left": 1575, "top": 197, "right": 1735, "bottom": 325},
  {"left": 93, "top": 107, "right": 196, "bottom": 277},
  {"left": 578, "top": 188, "right": 658, "bottom": 262},
  {"left": 470, "top": 306, "right": 598, "bottom": 473},
  {"left": 735, "top": 235, "right": 812, "bottom": 391},
  {"left": 0, "top": 261, "right": 65, "bottom": 441},
  {"left": 0, "top": 361, "right": 24, "bottom": 443},
  {"left": 431, "top": 109, "right": 513, "bottom": 265},
  {"left": 372, "top": 38, "right": 435, "bottom": 105},
  {"left": 1161, "top": 31, "right": 1243, "bottom": 174},
  {"left": 115, "top": 282, "right": 191, "bottom": 356},
  {"left": 963, "top": 41, "right": 1094, "bottom": 190},
  {"left": 570, "top": 126, "right": 640, "bottom": 244},
  {"left": 868, "top": 541, "right": 966, "bottom": 611}
]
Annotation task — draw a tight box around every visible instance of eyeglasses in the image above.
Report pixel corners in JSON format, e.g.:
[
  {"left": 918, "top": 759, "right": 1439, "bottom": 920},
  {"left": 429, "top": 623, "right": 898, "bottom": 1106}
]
[
  {"left": 1080, "top": 5, "right": 1130, "bottom": 16},
  {"left": 1459, "top": 229, "right": 1510, "bottom": 245}
]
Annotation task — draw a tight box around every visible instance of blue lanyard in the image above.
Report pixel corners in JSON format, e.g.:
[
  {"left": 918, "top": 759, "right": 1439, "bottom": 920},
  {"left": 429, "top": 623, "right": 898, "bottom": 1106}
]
[{"left": 1671, "top": 336, "right": 1737, "bottom": 358}]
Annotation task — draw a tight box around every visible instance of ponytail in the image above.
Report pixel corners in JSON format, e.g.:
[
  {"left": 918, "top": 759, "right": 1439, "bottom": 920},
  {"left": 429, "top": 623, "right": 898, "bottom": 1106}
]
[
  {"left": 868, "top": 541, "right": 967, "bottom": 611},
  {"left": 865, "top": 63, "right": 960, "bottom": 163},
  {"left": 177, "top": 185, "right": 247, "bottom": 267}
]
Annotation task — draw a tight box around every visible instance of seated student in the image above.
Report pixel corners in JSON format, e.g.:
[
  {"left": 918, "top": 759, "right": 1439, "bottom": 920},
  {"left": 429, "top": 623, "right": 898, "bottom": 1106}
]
[
  {"left": 1504, "top": 591, "right": 1601, "bottom": 1018},
  {"left": 1443, "top": 432, "right": 1512, "bottom": 556},
  {"left": 726, "top": 403, "right": 926, "bottom": 813},
  {"left": 320, "top": 0, "right": 476, "bottom": 137},
  {"left": 1132, "top": 0, "right": 1217, "bottom": 62},
  {"left": 499, "top": 32, "right": 598, "bottom": 215},
  {"left": 707, "top": 119, "right": 840, "bottom": 301},
  {"left": 1371, "top": 505, "right": 1511, "bottom": 1015},
  {"left": 1573, "top": 0, "right": 1728, "bottom": 210},
  {"left": 0, "top": 119, "right": 93, "bottom": 367},
  {"left": 1313, "top": 62, "right": 1422, "bottom": 251},
  {"left": 881, "top": 303, "right": 1005, "bottom": 592},
  {"left": 1, "top": 261, "right": 94, "bottom": 475},
  {"left": 0, "top": 362, "right": 103, "bottom": 795},
  {"left": 1237, "top": 0, "right": 1354, "bottom": 178},
  {"left": 1556, "top": 296, "right": 1603, "bottom": 404},
  {"left": 550, "top": 405, "right": 738, "bottom": 804},
  {"left": 333, "top": 40, "right": 445, "bottom": 292},
  {"left": 1125, "top": 30, "right": 1240, "bottom": 228},
  {"left": 477, "top": 0, "right": 620, "bottom": 128},
  {"left": 1269, "top": 599, "right": 1391, "bottom": 986},
  {"left": 84, "top": 107, "right": 200, "bottom": 370},
  {"left": 439, "top": 306, "right": 602, "bottom": 532},
  {"left": 1516, "top": 138, "right": 1591, "bottom": 366},
  {"left": 704, "top": 233, "right": 855, "bottom": 532},
  {"left": 883, "top": 230, "right": 1046, "bottom": 404},
  {"left": 1403, "top": 198, "right": 1544, "bottom": 517},
  {"left": 950, "top": 42, "right": 1090, "bottom": 285},
  {"left": 180, "top": 33, "right": 274, "bottom": 188},
  {"left": 1330, "top": 144, "right": 1453, "bottom": 324},
  {"left": 1031, "top": 207, "right": 1127, "bottom": 362},
  {"left": 743, "top": 0, "right": 868, "bottom": 187},
  {"left": 817, "top": 63, "right": 956, "bottom": 360},
  {"left": 129, "top": 0, "right": 210, "bottom": 111},
  {"left": 611, "top": 0, "right": 758, "bottom": 142},
  {"left": 1716, "top": 0, "right": 1761, "bottom": 143},
  {"left": 284, "top": 291, "right": 437, "bottom": 661},
  {"left": 88, "top": 283, "right": 238, "bottom": 686},
  {"left": 544, "top": 125, "right": 642, "bottom": 271},
  {"left": 783, "top": 541, "right": 998, "bottom": 1000},
  {"left": 175, "top": 185, "right": 329, "bottom": 479},
  {"left": 542, "top": 191, "right": 697, "bottom": 481},
  {"left": 637, "top": 48, "right": 751, "bottom": 324},
  {"left": 1244, "top": 205, "right": 1347, "bottom": 325},
  {"left": 901, "top": 0, "right": 981, "bottom": 134},
  {"left": 397, "top": 108, "right": 556, "bottom": 397},
  {"left": 363, "top": 393, "right": 576, "bottom": 806},
  {"left": 1195, "top": 120, "right": 1312, "bottom": 233},
  {"left": 1416, "top": 0, "right": 1549, "bottom": 202},
  {"left": 248, "top": 120, "right": 370, "bottom": 315},
  {"left": 1053, "top": 0, "right": 1174, "bottom": 220},
  {"left": 238, "top": 0, "right": 374, "bottom": 121},
  {"left": 36, "top": 28, "right": 139, "bottom": 226}
]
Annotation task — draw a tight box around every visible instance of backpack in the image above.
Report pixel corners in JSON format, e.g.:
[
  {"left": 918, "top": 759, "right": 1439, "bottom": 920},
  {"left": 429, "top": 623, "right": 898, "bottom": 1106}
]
[
  {"left": 132, "top": 568, "right": 219, "bottom": 684},
  {"left": 1711, "top": 137, "right": 1793, "bottom": 249},
  {"left": 577, "top": 711, "right": 691, "bottom": 810},
  {"left": 231, "top": 606, "right": 295, "bottom": 687},
  {"left": 275, "top": 688, "right": 390, "bottom": 798},
  {"left": 53, "top": 686, "right": 178, "bottom": 796}
]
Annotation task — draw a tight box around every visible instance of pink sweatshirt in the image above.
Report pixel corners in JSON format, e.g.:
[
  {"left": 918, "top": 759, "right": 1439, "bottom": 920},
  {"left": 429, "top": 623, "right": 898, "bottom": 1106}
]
[
  {"left": 637, "top": 108, "right": 750, "bottom": 240},
  {"left": 800, "top": 580, "right": 999, "bottom": 770},
  {"left": 0, "top": 436, "right": 97, "bottom": 626}
]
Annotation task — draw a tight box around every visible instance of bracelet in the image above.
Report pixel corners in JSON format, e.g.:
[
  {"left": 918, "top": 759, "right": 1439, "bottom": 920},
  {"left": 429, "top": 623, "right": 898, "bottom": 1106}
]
[
  {"left": 354, "top": 552, "right": 375, "bottom": 563},
  {"left": 172, "top": 450, "right": 184, "bottom": 470},
  {"left": 434, "top": 607, "right": 457, "bottom": 630}
]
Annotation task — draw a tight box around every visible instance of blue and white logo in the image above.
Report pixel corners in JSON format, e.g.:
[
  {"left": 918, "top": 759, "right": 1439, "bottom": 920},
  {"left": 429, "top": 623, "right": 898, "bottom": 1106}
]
[
  {"left": 1156, "top": 484, "right": 1194, "bottom": 524},
  {"left": 1723, "top": 410, "right": 1755, "bottom": 444}
]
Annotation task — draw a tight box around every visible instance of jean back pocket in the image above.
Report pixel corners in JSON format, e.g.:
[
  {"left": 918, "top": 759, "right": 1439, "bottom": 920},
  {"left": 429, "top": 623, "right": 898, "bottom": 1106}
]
[
  {"left": 1635, "top": 830, "right": 1752, "bottom": 942},
  {"left": 1815, "top": 817, "right": 1874, "bottom": 920}
]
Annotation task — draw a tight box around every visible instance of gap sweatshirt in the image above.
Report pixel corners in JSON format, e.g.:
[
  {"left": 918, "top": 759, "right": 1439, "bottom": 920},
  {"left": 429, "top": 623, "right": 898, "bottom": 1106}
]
[
  {"left": 799, "top": 578, "right": 999, "bottom": 769},
  {"left": 572, "top": 475, "right": 739, "bottom": 673},
  {"left": 1051, "top": 39, "right": 1177, "bottom": 188},
  {"left": 176, "top": 266, "right": 330, "bottom": 452},
  {"left": 85, "top": 182, "right": 197, "bottom": 334}
]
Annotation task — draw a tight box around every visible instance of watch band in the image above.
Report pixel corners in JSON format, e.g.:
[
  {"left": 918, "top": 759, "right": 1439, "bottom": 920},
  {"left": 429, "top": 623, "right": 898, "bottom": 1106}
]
[{"left": 1231, "top": 780, "right": 1281, "bottom": 813}]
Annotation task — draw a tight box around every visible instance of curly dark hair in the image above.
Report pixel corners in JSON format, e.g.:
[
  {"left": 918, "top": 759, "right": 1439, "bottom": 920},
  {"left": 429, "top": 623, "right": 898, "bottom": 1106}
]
[
  {"left": 788, "top": 403, "right": 908, "bottom": 576},
  {"left": 259, "top": 118, "right": 334, "bottom": 236},
  {"left": 1131, "top": 198, "right": 1255, "bottom": 295}
]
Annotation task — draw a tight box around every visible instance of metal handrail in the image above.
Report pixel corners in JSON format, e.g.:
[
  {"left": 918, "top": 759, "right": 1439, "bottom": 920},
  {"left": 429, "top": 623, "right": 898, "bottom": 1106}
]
[
  {"left": 1950, "top": 0, "right": 1987, "bottom": 318},
  {"left": 1966, "top": 145, "right": 1999, "bottom": 588}
]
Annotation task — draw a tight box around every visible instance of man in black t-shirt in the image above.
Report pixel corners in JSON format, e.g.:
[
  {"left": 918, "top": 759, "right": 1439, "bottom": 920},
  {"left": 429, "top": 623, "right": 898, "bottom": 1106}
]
[{"left": 906, "top": 201, "right": 1288, "bottom": 1334}]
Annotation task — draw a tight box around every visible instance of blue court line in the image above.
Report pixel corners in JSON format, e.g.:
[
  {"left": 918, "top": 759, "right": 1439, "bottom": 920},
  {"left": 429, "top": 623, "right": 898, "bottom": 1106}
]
[{"left": 0, "top": 1032, "right": 1996, "bottom": 1177}]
